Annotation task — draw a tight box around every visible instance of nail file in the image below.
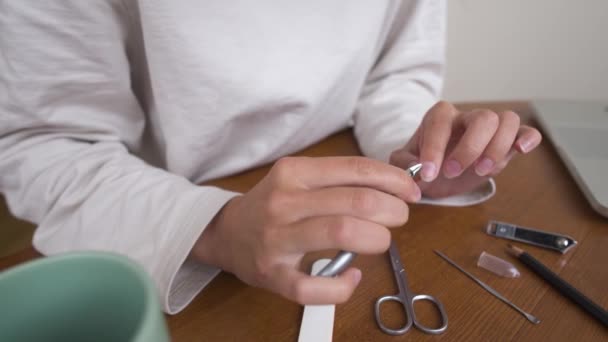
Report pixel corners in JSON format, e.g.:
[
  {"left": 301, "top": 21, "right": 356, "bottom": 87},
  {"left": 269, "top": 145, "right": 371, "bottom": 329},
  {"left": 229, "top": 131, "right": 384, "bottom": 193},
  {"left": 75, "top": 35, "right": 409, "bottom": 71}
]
[{"left": 297, "top": 259, "right": 335, "bottom": 342}]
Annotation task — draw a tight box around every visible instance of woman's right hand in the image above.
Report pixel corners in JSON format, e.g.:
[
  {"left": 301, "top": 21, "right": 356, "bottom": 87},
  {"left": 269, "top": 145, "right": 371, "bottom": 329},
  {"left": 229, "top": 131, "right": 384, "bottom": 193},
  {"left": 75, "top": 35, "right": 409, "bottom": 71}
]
[{"left": 191, "top": 156, "right": 421, "bottom": 305}]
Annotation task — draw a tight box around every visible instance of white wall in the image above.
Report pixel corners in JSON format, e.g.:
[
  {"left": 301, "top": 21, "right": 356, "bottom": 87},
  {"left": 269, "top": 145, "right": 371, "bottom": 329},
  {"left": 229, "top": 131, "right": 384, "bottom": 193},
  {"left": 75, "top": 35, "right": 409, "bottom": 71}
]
[{"left": 443, "top": 0, "right": 608, "bottom": 102}]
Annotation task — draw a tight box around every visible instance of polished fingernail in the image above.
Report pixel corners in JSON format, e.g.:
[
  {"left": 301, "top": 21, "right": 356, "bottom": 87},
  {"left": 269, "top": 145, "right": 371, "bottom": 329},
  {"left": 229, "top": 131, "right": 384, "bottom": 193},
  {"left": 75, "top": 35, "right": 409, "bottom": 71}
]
[
  {"left": 352, "top": 269, "right": 362, "bottom": 285},
  {"left": 420, "top": 162, "right": 437, "bottom": 182},
  {"left": 412, "top": 185, "right": 422, "bottom": 202},
  {"left": 444, "top": 159, "right": 462, "bottom": 178},
  {"left": 475, "top": 157, "right": 495, "bottom": 176},
  {"left": 518, "top": 139, "right": 534, "bottom": 153}
]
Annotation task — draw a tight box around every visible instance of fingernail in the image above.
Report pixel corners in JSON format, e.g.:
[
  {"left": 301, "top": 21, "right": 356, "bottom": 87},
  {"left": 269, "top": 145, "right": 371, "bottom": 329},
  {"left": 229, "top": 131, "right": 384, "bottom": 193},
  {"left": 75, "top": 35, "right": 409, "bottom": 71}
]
[
  {"left": 420, "top": 162, "right": 437, "bottom": 182},
  {"left": 352, "top": 269, "right": 362, "bottom": 285},
  {"left": 444, "top": 159, "right": 462, "bottom": 179},
  {"left": 518, "top": 139, "right": 534, "bottom": 153},
  {"left": 475, "top": 157, "right": 495, "bottom": 176},
  {"left": 412, "top": 184, "right": 422, "bottom": 202}
]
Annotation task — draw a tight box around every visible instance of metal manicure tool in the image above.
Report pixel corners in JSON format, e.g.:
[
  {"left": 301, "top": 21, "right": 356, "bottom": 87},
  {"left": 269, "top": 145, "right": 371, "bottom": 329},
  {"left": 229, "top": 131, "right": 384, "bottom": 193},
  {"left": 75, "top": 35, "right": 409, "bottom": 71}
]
[
  {"left": 486, "top": 220, "right": 577, "bottom": 254},
  {"left": 375, "top": 241, "right": 448, "bottom": 335},
  {"left": 434, "top": 250, "right": 541, "bottom": 325},
  {"left": 316, "top": 163, "right": 423, "bottom": 277}
]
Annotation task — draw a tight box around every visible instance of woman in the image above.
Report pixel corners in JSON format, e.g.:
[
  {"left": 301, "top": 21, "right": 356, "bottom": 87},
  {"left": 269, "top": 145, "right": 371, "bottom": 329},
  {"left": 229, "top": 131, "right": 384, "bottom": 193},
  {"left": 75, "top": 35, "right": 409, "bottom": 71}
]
[{"left": 0, "top": 1, "right": 540, "bottom": 314}]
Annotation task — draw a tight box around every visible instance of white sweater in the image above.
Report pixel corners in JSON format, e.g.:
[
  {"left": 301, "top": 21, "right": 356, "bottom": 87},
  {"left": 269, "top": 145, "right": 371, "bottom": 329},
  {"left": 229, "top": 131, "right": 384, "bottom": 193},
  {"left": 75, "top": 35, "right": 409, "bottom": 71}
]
[{"left": 0, "top": 1, "right": 451, "bottom": 313}]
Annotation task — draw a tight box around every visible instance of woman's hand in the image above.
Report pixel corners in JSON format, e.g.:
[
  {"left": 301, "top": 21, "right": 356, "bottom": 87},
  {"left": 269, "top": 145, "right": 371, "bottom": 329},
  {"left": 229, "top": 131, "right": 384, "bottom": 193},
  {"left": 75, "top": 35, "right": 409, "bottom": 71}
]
[
  {"left": 389, "top": 101, "right": 542, "bottom": 198},
  {"left": 191, "top": 156, "right": 421, "bottom": 305}
]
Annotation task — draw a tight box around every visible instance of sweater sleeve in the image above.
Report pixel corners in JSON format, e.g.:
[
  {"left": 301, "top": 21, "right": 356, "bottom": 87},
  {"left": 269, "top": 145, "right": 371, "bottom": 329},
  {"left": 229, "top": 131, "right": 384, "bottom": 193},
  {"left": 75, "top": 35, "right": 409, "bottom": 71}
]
[
  {"left": 0, "top": 1, "right": 237, "bottom": 314},
  {"left": 354, "top": 0, "right": 445, "bottom": 163}
]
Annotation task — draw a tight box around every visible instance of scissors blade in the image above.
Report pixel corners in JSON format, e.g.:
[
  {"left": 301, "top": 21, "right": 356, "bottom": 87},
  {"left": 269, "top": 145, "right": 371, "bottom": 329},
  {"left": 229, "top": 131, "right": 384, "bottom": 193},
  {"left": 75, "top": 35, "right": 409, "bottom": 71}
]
[
  {"left": 407, "top": 163, "right": 423, "bottom": 178},
  {"left": 388, "top": 241, "right": 406, "bottom": 274},
  {"left": 387, "top": 240, "right": 413, "bottom": 298}
]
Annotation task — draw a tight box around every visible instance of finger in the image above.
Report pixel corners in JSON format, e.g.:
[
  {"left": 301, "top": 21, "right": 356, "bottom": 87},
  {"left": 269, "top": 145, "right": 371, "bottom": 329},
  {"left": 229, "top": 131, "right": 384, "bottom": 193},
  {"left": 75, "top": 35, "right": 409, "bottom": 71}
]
[
  {"left": 270, "top": 156, "right": 418, "bottom": 202},
  {"left": 291, "top": 187, "right": 411, "bottom": 226},
  {"left": 474, "top": 111, "right": 521, "bottom": 176},
  {"left": 443, "top": 109, "right": 500, "bottom": 179},
  {"left": 418, "top": 101, "right": 458, "bottom": 182},
  {"left": 489, "top": 148, "right": 517, "bottom": 176},
  {"left": 388, "top": 125, "right": 422, "bottom": 171},
  {"left": 513, "top": 125, "right": 542, "bottom": 153},
  {"left": 278, "top": 215, "right": 391, "bottom": 254},
  {"left": 388, "top": 148, "right": 419, "bottom": 171},
  {"left": 489, "top": 126, "right": 542, "bottom": 176},
  {"left": 274, "top": 265, "right": 362, "bottom": 305}
]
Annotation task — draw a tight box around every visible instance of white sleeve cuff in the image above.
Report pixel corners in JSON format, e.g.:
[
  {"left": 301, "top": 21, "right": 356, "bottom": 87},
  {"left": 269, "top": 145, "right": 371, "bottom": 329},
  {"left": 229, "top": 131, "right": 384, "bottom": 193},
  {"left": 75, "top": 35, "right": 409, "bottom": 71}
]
[
  {"left": 160, "top": 187, "right": 239, "bottom": 315},
  {"left": 167, "top": 259, "right": 221, "bottom": 314}
]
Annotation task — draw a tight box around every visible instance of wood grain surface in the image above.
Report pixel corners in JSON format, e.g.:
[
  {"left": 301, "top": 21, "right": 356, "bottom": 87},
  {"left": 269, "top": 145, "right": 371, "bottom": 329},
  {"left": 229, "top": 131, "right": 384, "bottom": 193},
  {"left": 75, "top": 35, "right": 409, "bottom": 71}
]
[{"left": 1, "top": 102, "right": 606, "bottom": 341}]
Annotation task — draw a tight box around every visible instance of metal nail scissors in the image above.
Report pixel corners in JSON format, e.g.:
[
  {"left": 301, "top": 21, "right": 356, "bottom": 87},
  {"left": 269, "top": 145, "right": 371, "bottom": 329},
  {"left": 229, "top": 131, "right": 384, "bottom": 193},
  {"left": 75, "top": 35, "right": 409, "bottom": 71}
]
[{"left": 374, "top": 241, "right": 448, "bottom": 335}]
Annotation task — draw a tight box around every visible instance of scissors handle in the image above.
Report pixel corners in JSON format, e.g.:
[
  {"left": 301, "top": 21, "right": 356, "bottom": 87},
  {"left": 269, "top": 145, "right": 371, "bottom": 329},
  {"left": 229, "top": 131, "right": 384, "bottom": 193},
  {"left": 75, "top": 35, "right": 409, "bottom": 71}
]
[
  {"left": 374, "top": 295, "right": 413, "bottom": 335},
  {"left": 410, "top": 293, "right": 449, "bottom": 334},
  {"left": 374, "top": 294, "right": 448, "bottom": 335}
]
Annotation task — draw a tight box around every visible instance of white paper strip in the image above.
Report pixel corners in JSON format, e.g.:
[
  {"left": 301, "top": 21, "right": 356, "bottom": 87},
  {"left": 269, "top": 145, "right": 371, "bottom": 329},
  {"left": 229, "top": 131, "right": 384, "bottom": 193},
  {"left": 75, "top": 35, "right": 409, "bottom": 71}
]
[{"left": 297, "top": 259, "right": 335, "bottom": 342}]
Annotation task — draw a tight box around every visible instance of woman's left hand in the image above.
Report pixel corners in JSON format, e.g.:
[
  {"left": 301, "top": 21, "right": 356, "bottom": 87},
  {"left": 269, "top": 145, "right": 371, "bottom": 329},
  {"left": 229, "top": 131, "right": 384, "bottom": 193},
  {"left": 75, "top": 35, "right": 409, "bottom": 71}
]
[{"left": 389, "top": 101, "right": 542, "bottom": 198}]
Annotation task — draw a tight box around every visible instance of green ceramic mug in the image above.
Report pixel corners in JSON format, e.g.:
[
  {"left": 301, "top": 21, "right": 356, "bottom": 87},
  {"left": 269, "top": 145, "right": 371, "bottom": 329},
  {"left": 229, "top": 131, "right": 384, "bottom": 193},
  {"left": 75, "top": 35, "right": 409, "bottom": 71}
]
[{"left": 0, "top": 252, "right": 170, "bottom": 342}]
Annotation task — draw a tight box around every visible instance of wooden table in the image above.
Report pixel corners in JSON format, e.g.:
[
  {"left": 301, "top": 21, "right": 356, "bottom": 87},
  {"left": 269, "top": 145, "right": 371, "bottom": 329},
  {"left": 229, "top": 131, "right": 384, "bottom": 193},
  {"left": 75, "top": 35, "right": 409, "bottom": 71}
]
[{"left": 1, "top": 102, "right": 607, "bottom": 341}]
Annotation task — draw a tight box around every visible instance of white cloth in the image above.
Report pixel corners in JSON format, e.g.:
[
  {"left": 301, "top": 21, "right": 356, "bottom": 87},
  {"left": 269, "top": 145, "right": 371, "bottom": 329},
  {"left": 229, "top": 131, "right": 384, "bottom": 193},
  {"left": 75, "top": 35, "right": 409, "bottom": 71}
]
[{"left": 0, "top": 1, "right": 490, "bottom": 314}]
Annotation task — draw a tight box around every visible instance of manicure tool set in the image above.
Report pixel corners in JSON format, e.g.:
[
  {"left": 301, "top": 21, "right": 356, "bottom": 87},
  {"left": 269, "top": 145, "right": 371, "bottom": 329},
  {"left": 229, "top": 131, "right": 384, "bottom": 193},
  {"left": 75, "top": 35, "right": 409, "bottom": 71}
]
[{"left": 298, "top": 163, "right": 603, "bottom": 340}]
